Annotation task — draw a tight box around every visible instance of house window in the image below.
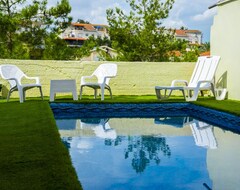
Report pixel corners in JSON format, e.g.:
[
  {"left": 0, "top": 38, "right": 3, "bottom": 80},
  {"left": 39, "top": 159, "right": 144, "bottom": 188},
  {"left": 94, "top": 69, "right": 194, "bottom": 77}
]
[{"left": 70, "top": 31, "right": 75, "bottom": 37}]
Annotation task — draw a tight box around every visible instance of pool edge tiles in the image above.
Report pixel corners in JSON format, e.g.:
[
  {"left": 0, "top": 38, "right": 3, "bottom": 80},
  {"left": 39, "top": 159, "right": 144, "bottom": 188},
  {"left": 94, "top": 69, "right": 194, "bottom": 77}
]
[
  {"left": 187, "top": 104, "right": 240, "bottom": 133},
  {"left": 50, "top": 103, "right": 190, "bottom": 118},
  {"left": 50, "top": 103, "right": 240, "bottom": 133}
]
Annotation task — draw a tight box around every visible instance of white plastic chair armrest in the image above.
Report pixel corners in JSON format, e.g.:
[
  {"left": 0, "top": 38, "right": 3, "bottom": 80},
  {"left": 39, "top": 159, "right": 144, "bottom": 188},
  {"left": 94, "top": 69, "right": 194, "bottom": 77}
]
[
  {"left": 184, "top": 80, "right": 213, "bottom": 90},
  {"left": 25, "top": 76, "right": 40, "bottom": 84},
  {"left": 103, "top": 75, "right": 115, "bottom": 82},
  {"left": 171, "top": 80, "right": 188, "bottom": 87},
  {"left": 102, "top": 75, "right": 116, "bottom": 86},
  {"left": 4, "top": 77, "right": 20, "bottom": 85},
  {"left": 4, "top": 77, "right": 17, "bottom": 81},
  {"left": 196, "top": 80, "right": 213, "bottom": 88},
  {"left": 81, "top": 75, "right": 94, "bottom": 85},
  {"left": 106, "top": 75, "right": 116, "bottom": 79}
]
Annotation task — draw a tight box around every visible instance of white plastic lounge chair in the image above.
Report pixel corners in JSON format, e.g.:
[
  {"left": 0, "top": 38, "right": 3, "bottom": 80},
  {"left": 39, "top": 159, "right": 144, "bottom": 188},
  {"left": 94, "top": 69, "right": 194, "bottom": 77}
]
[
  {"left": 80, "top": 118, "right": 117, "bottom": 140},
  {"left": 80, "top": 63, "right": 117, "bottom": 101},
  {"left": 155, "top": 56, "right": 221, "bottom": 101},
  {"left": 0, "top": 64, "right": 43, "bottom": 103},
  {"left": 186, "top": 119, "right": 217, "bottom": 149}
]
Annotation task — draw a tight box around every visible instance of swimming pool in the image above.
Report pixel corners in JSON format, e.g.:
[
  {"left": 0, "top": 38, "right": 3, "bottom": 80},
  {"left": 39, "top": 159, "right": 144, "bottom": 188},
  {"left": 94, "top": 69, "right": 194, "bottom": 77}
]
[{"left": 52, "top": 103, "right": 240, "bottom": 190}]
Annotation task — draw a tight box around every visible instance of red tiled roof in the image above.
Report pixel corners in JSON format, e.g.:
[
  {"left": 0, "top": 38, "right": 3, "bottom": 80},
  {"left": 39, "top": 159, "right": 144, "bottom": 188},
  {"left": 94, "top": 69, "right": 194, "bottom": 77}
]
[
  {"left": 175, "top": 30, "right": 188, "bottom": 36},
  {"left": 169, "top": 50, "right": 182, "bottom": 57},
  {"left": 185, "top": 30, "right": 201, "bottom": 34},
  {"left": 200, "top": 51, "right": 210, "bottom": 56},
  {"left": 71, "top": 23, "right": 108, "bottom": 31},
  {"left": 63, "top": 37, "right": 87, "bottom": 41},
  {"left": 175, "top": 29, "right": 201, "bottom": 36}
]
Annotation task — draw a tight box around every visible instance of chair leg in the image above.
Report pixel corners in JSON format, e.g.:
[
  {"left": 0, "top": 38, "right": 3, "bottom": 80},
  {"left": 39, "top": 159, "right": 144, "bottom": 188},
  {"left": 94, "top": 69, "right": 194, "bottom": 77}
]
[
  {"left": 180, "top": 89, "right": 185, "bottom": 97},
  {"left": 94, "top": 89, "right": 97, "bottom": 99},
  {"left": 79, "top": 86, "right": 84, "bottom": 99},
  {"left": 7, "top": 91, "right": 11, "bottom": 102},
  {"left": 215, "top": 88, "right": 227, "bottom": 100},
  {"left": 23, "top": 89, "right": 27, "bottom": 102},
  {"left": 39, "top": 87, "right": 44, "bottom": 100},
  {"left": 155, "top": 88, "right": 172, "bottom": 100},
  {"left": 155, "top": 89, "right": 161, "bottom": 99},
  {"left": 108, "top": 87, "right": 113, "bottom": 99},
  {"left": 18, "top": 89, "right": 24, "bottom": 103},
  {"left": 7, "top": 87, "right": 17, "bottom": 102},
  {"left": 210, "top": 84, "right": 215, "bottom": 98},
  {"left": 184, "top": 88, "right": 199, "bottom": 102}
]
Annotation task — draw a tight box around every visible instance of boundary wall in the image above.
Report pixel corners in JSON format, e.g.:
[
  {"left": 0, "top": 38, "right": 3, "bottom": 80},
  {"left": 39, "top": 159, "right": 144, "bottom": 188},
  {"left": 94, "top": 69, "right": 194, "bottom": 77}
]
[{"left": 0, "top": 60, "right": 195, "bottom": 98}]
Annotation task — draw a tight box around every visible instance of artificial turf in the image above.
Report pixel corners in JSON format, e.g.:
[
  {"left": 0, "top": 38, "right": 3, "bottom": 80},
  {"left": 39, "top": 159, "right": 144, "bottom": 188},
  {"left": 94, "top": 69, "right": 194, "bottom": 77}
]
[
  {"left": 0, "top": 101, "right": 82, "bottom": 190},
  {"left": 0, "top": 95, "right": 240, "bottom": 190},
  {"left": 192, "top": 99, "right": 240, "bottom": 116}
]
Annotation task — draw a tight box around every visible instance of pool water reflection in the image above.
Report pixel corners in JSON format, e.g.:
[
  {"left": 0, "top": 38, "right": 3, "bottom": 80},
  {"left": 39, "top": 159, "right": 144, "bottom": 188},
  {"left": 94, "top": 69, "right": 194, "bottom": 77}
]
[{"left": 56, "top": 117, "right": 240, "bottom": 190}]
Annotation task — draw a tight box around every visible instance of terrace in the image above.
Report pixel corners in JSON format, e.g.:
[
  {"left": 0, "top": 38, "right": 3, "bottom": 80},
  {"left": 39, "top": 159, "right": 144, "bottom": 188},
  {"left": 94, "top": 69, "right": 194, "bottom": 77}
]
[
  {"left": 0, "top": 57, "right": 239, "bottom": 190},
  {"left": 0, "top": 0, "right": 240, "bottom": 189}
]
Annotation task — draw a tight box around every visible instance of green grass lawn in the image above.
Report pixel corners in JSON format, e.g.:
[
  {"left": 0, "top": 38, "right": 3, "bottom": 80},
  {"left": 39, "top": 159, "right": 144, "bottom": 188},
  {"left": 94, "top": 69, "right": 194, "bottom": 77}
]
[
  {"left": 0, "top": 95, "right": 240, "bottom": 190},
  {"left": 0, "top": 101, "right": 82, "bottom": 190}
]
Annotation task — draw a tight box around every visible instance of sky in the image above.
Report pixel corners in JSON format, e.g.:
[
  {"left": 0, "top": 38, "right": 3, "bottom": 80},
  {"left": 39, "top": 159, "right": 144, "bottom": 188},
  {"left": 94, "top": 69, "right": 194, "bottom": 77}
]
[{"left": 50, "top": 0, "right": 218, "bottom": 42}]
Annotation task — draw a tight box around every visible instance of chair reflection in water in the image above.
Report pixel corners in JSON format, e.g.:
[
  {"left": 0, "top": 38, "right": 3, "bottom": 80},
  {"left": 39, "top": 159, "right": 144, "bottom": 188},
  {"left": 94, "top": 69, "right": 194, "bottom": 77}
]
[
  {"left": 80, "top": 118, "right": 117, "bottom": 140},
  {"left": 154, "top": 117, "right": 217, "bottom": 149},
  {"left": 185, "top": 119, "right": 217, "bottom": 149}
]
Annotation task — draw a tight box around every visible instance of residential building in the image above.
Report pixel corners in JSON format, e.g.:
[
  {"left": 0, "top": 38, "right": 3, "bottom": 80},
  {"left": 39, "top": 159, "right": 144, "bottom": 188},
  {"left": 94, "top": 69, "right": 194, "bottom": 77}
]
[
  {"left": 175, "top": 30, "right": 202, "bottom": 44},
  {"left": 60, "top": 23, "right": 109, "bottom": 47},
  {"left": 210, "top": 0, "right": 240, "bottom": 100},
  {"left": 82, "top": 46, "right": 118, "bottom": 61}
]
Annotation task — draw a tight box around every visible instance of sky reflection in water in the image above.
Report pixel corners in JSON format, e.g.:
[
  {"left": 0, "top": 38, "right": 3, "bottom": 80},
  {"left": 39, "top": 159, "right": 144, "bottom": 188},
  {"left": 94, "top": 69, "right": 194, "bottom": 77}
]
[{"left": 56, "top": 117, "right": 240, "bottom": 190}]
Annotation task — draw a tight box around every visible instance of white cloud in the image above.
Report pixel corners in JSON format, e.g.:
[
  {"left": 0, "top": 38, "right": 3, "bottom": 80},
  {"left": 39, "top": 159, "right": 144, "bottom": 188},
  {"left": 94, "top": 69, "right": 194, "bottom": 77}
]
[
  {"left": 67, "top": 0, "right": 128, "bottom": 24},
  {"left": 76, "top": 140, "right": 93, "bottom": 150},
  {"left": 192, "top": 9, "right": 217, "bottom": 21},
  {"left": 33, "top": 0, "right": 217, "bottom": 41},
  {"left": 89, "top": 6, "right": 106, "bottom": 23},
  {"left": 163, "top": 19, "right": 186, "bottom": 29}
]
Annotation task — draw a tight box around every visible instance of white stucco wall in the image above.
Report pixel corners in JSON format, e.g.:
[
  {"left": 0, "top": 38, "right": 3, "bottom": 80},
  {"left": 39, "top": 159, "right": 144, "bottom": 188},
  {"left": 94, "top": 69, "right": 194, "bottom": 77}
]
[{"left": 211, "top": 0, "right": 240, "bottom": 100}]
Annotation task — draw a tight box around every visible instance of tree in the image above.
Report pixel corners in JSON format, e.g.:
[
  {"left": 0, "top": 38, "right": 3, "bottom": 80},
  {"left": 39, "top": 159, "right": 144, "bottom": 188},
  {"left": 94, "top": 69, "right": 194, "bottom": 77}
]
[
  {"left": 0, "top": 0, "right": 27, "bottom": 58},
  {"left": 0, "top": 0, "right": 72, "bottom": 59},
  {"left": 76, "top": 19, "right": 90, "bottom": 24},
  {"left": 106, "top": 0, "right": 176, "bottom": 61},
  {"left": 180, "top": 26, "right": 188, "bottom": 30},
  {"left": 106, "top": 135, "right": 171, "bottom": 173},
  {"left": 43, "top": 33, "right": 75, "bottom": 60},
  {"left": 199, "top": 42, "right": 210, "bottom": 52},
  {"left": 181, "top": 45, "right": 199, "bottom": 62}
]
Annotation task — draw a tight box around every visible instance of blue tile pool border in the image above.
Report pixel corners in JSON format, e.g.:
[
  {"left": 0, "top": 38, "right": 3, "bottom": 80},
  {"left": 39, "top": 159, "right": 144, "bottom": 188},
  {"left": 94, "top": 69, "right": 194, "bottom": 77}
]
[{"left": 50, "top": 103, "right": 240, "bottom": 133}]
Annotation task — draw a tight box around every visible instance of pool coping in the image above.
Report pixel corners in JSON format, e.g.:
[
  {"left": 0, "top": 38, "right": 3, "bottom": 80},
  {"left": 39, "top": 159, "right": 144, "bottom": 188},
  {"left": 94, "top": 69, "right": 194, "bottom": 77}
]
[{"left": 50, "top": 103, "right": 240, "bottom": 133}]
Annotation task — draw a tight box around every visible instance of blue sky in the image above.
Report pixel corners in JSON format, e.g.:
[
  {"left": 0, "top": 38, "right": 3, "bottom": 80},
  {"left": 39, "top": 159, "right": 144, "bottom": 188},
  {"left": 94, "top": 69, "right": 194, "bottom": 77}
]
[{"left": 52, "top": 0, "right": 218, "bottom": 42}]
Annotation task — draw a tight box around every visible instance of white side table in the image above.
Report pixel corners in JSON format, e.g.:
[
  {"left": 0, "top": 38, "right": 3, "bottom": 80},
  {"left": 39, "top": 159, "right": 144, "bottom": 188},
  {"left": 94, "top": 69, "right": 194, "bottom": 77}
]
[{"left": 50, "top": 79, "right": 78, "bottom": 101}]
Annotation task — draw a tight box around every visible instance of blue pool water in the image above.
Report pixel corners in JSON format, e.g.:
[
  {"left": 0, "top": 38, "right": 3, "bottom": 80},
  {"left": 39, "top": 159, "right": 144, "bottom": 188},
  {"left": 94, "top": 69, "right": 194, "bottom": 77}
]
[{"left": 52, "top": 103, "right": 240, "bottom": 190}]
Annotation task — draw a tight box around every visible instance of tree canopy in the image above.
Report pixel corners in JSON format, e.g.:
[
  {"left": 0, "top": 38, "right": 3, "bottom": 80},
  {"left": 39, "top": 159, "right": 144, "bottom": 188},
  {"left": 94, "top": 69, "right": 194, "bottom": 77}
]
[
  {"left": 106, "top": 0, "right": 186, "bottom": 61},
  {"left": 0, "top": 0, "right": 202, "bottom": 61},
  {"left": 0, "top": 0, "right": 72, "bottom": 59}
]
